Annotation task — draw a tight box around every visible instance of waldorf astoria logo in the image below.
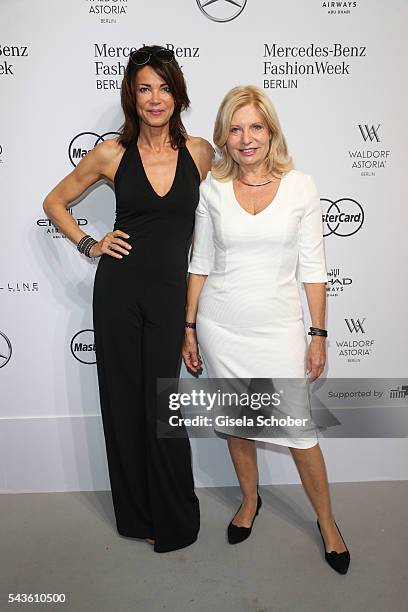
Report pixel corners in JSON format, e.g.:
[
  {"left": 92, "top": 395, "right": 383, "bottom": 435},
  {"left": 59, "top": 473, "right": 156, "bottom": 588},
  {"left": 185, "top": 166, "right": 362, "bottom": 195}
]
[
  {"left": 196, "top": 0, "right": 247, "bottom": 22},
  {"left": 335, "top": 318, "right": 375, "bottom": 364},
  {"left": 68, "top": 131, "right": 119, "bottom": 167},
  {"left": 70, "top": 330, "right": 96, "bottom": 364},
  {"left": 345, "top": 318, "right": 365, "bottom": 333},
  {"left": 321, "top": 198, "right": 364, "bottom": 237},
  {"left": 0, "top": 331, "right": 12, "bottom": 368},
  {"left": 359, "top": 124, "right": 381, "bottom": 142},
  {"left": 348, "top": 123, "right": 391, "bottom": 177},
  {"left": 85, "top": 0, "right": 128, "bottom": 24}
]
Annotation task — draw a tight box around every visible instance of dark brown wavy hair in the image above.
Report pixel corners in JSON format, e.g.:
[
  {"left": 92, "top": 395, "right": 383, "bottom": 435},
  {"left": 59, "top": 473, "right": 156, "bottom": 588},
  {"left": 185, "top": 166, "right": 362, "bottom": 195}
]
[{"left": 118, "top": 45, "right": 190, "bottom": 150}]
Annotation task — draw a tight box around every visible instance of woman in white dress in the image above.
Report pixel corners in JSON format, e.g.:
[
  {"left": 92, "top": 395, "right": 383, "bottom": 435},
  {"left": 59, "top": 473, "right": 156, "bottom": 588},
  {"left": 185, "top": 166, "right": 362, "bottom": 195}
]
[{"left": 182, "top": 86, "right": 350, "bottom": 574}]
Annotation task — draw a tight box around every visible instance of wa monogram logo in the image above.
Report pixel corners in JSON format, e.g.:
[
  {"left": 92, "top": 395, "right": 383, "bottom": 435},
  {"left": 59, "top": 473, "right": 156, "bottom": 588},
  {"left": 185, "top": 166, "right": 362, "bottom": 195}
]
[
  {"left": 358, "top": 124, "right": 381, "bottom": 142},
  {"left": 345, "top": 318, "right": 365, "bottom": 333},
  {"left": 348, "top": 123, "right": 390, "bottom": 176},
  {"left": 336, "top": 317, "right": 375, "bottom": 363}
]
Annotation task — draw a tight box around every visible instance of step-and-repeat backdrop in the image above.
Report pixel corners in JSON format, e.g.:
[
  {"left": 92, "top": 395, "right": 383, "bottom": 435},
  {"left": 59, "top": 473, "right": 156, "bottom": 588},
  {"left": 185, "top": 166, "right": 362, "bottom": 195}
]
[{"left": 1, "top": 0, "right": 407, "bottom": 492}]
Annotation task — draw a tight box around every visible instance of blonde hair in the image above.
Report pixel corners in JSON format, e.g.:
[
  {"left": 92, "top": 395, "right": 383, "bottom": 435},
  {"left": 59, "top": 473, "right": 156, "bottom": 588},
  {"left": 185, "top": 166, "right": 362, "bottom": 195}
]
[{"left": 212, "top": 85, "right": 293, "bottom": 181}]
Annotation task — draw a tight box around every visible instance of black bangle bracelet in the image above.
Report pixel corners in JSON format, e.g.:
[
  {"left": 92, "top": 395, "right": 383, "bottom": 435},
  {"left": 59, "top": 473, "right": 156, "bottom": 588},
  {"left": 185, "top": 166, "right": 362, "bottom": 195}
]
[
  {"left": 77, "top": 235, "right": 97, "bottom": 258},
  {"left": 185, "top": 322, "right": 196, "bottom": 329},
  {"left": 308, "top": 327, "right": 328, "bottom": 337}
]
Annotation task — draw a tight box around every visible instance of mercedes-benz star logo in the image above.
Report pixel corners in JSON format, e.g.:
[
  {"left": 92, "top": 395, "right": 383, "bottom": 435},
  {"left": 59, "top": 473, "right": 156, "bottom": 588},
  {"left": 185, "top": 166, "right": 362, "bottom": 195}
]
[
  {"left": 196, "top": 0, "right": 247, "bottom": 22},
  {"left": 0, "top": 331, "right": 12, "bottom": 368}
]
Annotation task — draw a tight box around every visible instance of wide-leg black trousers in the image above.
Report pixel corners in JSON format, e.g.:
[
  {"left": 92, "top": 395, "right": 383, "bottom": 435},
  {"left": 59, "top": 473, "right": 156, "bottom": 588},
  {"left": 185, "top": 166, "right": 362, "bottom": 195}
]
[{"left": 93, "top": 258, "right": 200, "bottom": 553}]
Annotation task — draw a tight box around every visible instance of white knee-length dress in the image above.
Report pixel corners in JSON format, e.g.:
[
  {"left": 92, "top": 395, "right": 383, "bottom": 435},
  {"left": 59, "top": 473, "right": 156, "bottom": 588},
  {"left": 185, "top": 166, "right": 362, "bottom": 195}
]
[{"left": 188, "top": 169, "right": 328, "bottom": 448}]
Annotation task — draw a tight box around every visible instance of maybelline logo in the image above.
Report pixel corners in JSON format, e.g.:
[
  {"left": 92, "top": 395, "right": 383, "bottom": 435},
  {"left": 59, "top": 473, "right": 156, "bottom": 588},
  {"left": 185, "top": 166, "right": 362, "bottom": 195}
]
[
  {"left": 321, "top": 198, "right": 364, "bottom": 237},
  {"left": 70, "top": 330, "right": 96, "bottom": 365},
  {"left": 196, "top": 0, "right": 247, "bottom": 22},
  {"left": 349, "top": 124, "right": 390, "bottom": 176},
  {"left": 0, "top": 44, "right": 29, "bottom": 76},
  {"left": 0, "top": 331, "right": 12, "bottom": 368},
  {"left": 262, "top": 41, "right": 367, "bottom": 90},
  {"left": 37, "top": 208, "right": 87, "bottom": 239},
  {"left": 69, "top": 131, "right": 120, "bottom": 167},
  {"left": 326, "top": 267, "right": 353, "bottom": 297},
  {"left": 0, "top": 282, "right": 39, "bottom": 293},
  {"left": 336, "top": 318, "right": 374, "bottom": 363},
  {"left": 322, "top": 1, "right": 357, "bottom": 15}
]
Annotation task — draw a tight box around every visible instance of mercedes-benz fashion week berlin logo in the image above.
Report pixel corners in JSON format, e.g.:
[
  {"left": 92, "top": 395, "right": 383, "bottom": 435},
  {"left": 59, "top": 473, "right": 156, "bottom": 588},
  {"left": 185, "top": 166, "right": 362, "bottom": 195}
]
[
  {"left": 0, "top": 331, "right": 12, "bottom": 368},
  {"left": 196, "top": 0, "right": 247, "bottom": 22}
]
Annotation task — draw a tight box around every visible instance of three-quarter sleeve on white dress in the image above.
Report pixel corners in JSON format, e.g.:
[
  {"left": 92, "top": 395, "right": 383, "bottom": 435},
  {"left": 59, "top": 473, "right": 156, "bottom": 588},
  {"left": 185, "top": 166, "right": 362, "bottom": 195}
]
[
  {"left": 188, "top": 177, "right": 215, "bottom": 275},
  {"left": 297, "top": 175, "right": 328, "bottom": 283}
]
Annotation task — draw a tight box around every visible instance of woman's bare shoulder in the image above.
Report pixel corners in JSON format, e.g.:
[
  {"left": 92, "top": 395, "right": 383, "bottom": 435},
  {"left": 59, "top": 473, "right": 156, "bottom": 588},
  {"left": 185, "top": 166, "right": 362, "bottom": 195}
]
[
  {"left": 186, "top": 135, "right": 214, "bottom": 180},
  {"left": 94, "top": 138, "right": 125, "bottom": 163},
  {"left": 186, "top": 135, "right": 213, "bottom": 153}
]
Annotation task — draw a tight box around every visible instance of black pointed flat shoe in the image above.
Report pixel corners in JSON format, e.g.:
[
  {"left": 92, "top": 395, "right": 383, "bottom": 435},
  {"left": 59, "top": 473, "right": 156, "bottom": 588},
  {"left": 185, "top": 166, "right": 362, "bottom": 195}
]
[
  {"left": 317, "top": 519, "right": 350, "bottom": 574},
  {"left": 227, "top": 494, "right": 262, "bottom": 544}
]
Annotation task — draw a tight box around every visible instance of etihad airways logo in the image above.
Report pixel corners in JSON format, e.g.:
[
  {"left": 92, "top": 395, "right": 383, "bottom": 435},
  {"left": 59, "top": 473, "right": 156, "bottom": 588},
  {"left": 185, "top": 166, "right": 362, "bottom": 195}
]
[{"left": 196, "top": 0, "right": 247, "bottom": 22}]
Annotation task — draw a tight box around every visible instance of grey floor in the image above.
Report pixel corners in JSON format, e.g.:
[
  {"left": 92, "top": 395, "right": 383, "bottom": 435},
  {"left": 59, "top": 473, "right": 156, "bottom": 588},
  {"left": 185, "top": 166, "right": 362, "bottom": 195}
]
[{"left": 1, "top": 482, "right": 407, "bottom": 612}]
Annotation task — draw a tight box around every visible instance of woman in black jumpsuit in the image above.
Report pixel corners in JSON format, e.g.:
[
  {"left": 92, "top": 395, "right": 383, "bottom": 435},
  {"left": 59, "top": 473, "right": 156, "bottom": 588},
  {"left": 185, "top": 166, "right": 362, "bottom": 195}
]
[
  {"left": 93, "top": 140, "right": 201, "bottom": 552},
  {"left": 43, "top": 46, "right": 212, "bottom": 553}
]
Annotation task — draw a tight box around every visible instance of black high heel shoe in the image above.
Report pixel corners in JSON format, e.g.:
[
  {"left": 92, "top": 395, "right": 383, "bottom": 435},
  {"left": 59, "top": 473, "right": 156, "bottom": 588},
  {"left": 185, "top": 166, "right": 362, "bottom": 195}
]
[
  {"left": 227, "top": 493, "right": 262, "bottom": 544},
  {"left": 317, "top": 519, "right": 350, "bottom": 574}
]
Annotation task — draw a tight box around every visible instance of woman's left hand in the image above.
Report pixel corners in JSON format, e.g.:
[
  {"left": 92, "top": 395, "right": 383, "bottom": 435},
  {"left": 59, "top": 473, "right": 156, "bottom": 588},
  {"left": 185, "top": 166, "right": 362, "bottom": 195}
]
[{"left": 306, "top": 337, "right": 326, "bottom": 381}]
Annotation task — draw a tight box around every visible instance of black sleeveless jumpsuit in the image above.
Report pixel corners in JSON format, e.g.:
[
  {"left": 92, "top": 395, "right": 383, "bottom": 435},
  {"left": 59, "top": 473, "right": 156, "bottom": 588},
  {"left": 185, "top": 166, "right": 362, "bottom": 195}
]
[{"left": 93, "top": 141, "right": 200, "bottom": 553}]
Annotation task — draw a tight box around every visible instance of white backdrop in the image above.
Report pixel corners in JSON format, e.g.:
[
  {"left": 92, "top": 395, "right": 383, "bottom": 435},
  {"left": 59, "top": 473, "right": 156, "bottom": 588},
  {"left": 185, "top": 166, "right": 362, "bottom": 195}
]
[{"left": 1, "top": 0, "right": 407, "bottom": 492}]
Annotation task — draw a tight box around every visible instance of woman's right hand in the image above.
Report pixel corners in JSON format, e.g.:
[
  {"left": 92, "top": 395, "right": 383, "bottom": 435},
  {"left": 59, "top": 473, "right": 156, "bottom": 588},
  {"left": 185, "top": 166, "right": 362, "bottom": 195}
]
[
  {"left": 89, "top": 229, "right": 131, "bottom": 259},
  {"left": 182, "top": 329, "right": 202, "bottom": 373}
]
